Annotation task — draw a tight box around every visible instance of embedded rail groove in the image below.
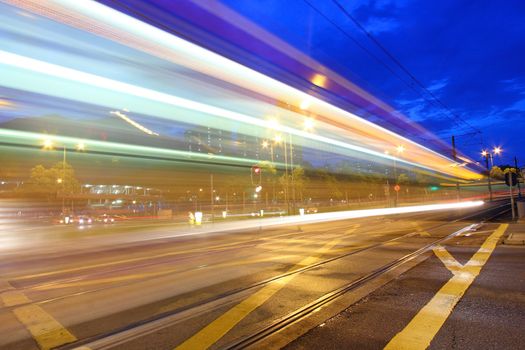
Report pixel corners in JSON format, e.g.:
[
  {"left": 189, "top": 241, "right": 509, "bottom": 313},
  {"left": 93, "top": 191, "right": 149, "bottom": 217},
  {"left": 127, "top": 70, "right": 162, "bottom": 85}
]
[
  {"left": 223, "top": 206, "right": 510, "bottom": 350},
  {"left": 57, "top": 203, "right": 509, "bottom": 350}
]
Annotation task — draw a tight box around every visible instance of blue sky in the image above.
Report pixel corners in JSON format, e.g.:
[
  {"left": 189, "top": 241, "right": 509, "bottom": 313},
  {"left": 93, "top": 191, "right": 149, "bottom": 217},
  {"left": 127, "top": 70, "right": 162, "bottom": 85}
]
[
  {"left": 2, "top": 0, "right": 523, "bottom": 169},
  {"left": 217, "top": 0, "right": 525, "bottom": 166}
]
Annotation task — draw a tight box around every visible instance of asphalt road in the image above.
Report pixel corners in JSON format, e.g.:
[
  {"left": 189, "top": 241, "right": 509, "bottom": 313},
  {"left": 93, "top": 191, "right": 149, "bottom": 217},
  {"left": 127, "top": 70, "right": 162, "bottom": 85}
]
[
  {"left": 0, "top": 203, "right": 510, "bottom": 350},
  {"left": 286, "top": 221, "right": 524, "bottom": 350}
]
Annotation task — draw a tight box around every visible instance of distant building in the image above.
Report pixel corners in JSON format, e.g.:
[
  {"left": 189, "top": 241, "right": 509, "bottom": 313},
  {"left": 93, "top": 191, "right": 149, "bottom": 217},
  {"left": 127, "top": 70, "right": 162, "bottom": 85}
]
[{"left": 184, "top": 126, "right": 303, "bottom": 166}]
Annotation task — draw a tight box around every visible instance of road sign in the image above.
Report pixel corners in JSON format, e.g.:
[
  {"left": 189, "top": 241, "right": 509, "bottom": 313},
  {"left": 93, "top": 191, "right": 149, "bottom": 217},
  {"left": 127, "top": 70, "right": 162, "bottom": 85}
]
[
  {"left": 394, "top": 184, "right": 401, "bottom": 192},
  {"left": 505, "top": 172, "right": 518, "bottom": 187}
]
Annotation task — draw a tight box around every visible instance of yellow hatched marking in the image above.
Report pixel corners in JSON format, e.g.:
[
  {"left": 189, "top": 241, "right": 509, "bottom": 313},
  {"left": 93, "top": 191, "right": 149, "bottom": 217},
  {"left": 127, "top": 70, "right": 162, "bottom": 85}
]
[
  {"left": 432, "top": 246, "right": 463, "bottom": 274},
  {"left": 175, "top": 228, "right": 357, "bottom": 350},
  {"left": 1, "top": 288, "right": 77, "bottom": 350},
  {"left": 384, "top": 224, "right": 508, "bottom": 350},
  {"left": 1, "top": 290, "right": 31, "bottom": 307}
]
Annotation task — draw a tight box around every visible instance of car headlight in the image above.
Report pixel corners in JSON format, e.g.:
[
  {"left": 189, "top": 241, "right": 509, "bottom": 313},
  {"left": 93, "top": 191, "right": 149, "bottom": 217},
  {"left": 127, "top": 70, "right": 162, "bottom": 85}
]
[{"left": 79, "top": 219, "right": 84, "bottom": 224}]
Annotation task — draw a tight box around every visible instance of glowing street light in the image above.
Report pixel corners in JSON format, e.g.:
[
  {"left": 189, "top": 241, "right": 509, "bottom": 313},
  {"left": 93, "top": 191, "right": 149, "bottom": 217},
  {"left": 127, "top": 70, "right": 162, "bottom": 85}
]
[
  {"left": 56, "top": 178, "right": 63, "bottom": 184},
  {"left": 493, "top": 146, "right": 502, "bottom": 155},
  {"left": 396, "top": 145, "right": 405, "bottom": 154},
  {"left": 303, "top": 117, "right": 315, "bottom": 131},
  {"left": 274, "top": 134, "right": 283, "bottom": 144},
  {"left": 261, "top": 140, "right": 269, "bottom": 149},
  {"left": 76, "top": 142, "right": 86, "bottom": 151},
  {"left": 43, "top": 138, "right": 53, "bottom": 150}
]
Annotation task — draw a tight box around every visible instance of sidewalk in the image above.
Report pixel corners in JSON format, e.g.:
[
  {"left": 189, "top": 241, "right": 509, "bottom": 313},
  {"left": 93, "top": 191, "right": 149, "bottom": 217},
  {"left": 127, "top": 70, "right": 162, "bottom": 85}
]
[{"left": 504, "top": 222, "right": 525, "bottom": 245}]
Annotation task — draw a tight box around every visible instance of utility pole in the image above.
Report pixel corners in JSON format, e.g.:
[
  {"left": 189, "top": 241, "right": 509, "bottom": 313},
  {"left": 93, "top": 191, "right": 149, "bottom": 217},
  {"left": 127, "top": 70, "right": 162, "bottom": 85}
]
[
  {"left": 451, "top": 136, "right": 460, "bottom": 201},
  {"left": 508, "top": 172, "right": 516, "bottom": 220},
  {"left": 515, "top": 156, "right": 522, "bottom": 198},
  {"left": 484, "top": 155, "right": 493, "bottom": 201},
  {"left": 289, "top": 134, "right": 296, "bottom": 215},
  {"left": 210, "top": 174, "right": 214, "bottom": 222},
  {"left": 283, "top": 138, "right": 290, "bottom": 215}
]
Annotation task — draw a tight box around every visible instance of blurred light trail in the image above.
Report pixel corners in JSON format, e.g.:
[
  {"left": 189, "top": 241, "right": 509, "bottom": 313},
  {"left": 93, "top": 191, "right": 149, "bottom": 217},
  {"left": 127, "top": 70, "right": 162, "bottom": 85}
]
[
  {"left": 110, "top": 110, "right": 159, "bottom": 136},
  {"left": 151, "top": 201, "right": 485, "bottom": 240},
  {"left": 0, "top": 128, "right": 263, "bottom": 168},
  {"left": 0, "top": 49, "right": 476, "bottom": 180},
  {"left": 3, "top": 0, "right": 482, "bottom": 180}
]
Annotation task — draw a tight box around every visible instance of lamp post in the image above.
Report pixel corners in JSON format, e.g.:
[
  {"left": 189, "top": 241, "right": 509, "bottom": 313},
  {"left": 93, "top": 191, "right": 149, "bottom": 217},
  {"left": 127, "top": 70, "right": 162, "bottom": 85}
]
[
  {"left": 481, "top": 146, "right": 501, "bottom": 201},
  {"left": 43, "top": 139, "right": 85, "bottom": 213},
  {"left": 387, "top": 145, "right": 405, "bottom": 207},
  {"left": 266, "top": 117, "right": 313, "bottom": 215},
  {"left": 481, "top": 150, "right": 493, "bottom": 201}
]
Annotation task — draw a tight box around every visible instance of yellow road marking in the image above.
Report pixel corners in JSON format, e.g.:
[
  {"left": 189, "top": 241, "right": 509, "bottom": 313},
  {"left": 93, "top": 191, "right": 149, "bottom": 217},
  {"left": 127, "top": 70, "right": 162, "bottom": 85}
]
[
  {"left": 384, "top": 224, "right": 508, "bottom": 350},
  {"left": 1, "top": 286, "right": 77, "bottom": 350},
  {"left": 1, "top": 290, "right": 31, "bottom": 307},
  {"left": 432, "top": 246, "right": 463, "bottom": 274},
  {"left": 175, "top": 229, "right": 356, "bottom": 350}
]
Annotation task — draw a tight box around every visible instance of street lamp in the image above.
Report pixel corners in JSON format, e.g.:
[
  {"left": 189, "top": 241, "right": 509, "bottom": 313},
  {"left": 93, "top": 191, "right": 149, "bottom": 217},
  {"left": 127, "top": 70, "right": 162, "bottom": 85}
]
[
  {"left": 42, "top": 138, "right": 86, "bottom": 213},
  {"left": 303, "top": 118, "right": 315, "bottom": 132},
  {"left": 481, "top": 148, "right": 502, "bottom": 201},
  {"left": 386, "top": 145, "right": 405, "bottom": 207}
]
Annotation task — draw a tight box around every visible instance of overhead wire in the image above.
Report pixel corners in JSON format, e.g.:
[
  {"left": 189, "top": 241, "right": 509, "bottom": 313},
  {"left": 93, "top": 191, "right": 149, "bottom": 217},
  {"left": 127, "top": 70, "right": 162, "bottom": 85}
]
[{"left": 330, "top": 0, "right": 481, "bottom": 136}]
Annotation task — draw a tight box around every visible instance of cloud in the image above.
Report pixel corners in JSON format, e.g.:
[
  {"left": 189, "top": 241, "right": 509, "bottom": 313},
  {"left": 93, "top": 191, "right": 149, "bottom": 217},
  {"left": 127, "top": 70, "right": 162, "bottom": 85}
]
[
  {"left": 500, "top": 78, "right": 525, "bottom": 95},
  {"left": 364, "top": 17, "right": 399, "bottom": 34},
  {"left": 505, "top": 97, "right": 525, "bottom": 112},
  {"left": 395, "top": 97, "right": 451, "bottom": 123},
  {"left": 427, "top": 78, "right": 449, "bottom": 93}
]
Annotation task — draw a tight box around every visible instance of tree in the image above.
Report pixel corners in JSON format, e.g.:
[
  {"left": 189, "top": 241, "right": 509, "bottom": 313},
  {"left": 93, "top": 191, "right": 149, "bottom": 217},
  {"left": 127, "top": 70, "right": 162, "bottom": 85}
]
[
  {"left": 26, "top": 162, "right": 80, "bottom": 198},
  {"left": 490, "top": 166, "right": 504, "bottom": 180},
  {"left": 397, "top": 173, "right": 409, "bottom": 185}
]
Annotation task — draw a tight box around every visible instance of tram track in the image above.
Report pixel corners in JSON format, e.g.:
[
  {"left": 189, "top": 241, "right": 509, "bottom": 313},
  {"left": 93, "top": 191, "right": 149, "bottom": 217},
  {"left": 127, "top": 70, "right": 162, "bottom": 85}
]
[{"left": 55, "top": 203, "right": 509, "bottom": 350}]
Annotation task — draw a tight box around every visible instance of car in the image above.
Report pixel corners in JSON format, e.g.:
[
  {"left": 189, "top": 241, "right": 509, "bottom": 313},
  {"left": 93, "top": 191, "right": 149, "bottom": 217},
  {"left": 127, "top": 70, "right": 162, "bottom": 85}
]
[
  {"left": 76, "top": 215, "right": 93, "bottom": 225},
  {"left": 56, "top": 213, "right": 74, "bottom": 225},
  {"left": 97, "top": 214, "right": 115, "bottom": 224}
]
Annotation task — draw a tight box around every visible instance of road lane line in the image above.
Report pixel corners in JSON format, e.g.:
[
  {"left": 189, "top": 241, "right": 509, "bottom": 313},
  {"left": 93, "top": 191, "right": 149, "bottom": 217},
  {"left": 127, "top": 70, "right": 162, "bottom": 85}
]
[
  {"left": 432, "top": 246, "right": 463, "bottom": 274},
  {"left": 384, "top": 223, "right": 508, "bottom": 350},
  {"left": 1, "top": 288, "right": 77, "bottom": 350},
  {"left": 1, "top": 290, "right": 31, "bottom": 307},
  {"left": 175, "top": 230, "right": 355, "bottom": 350}
]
